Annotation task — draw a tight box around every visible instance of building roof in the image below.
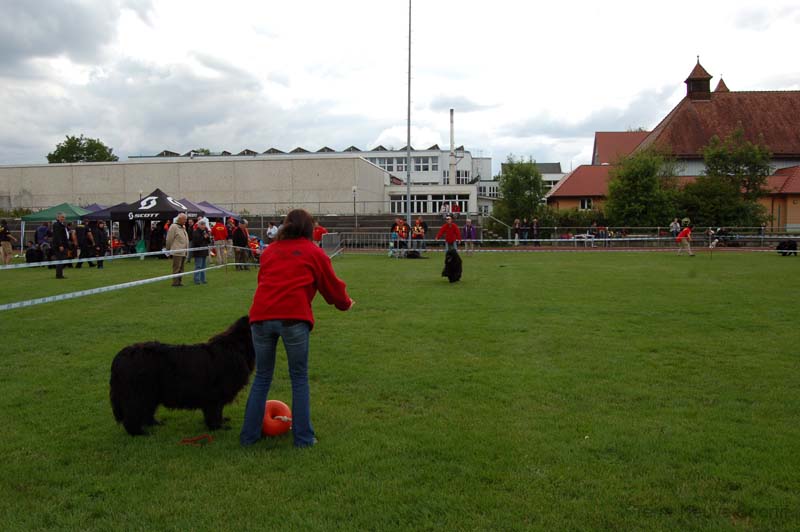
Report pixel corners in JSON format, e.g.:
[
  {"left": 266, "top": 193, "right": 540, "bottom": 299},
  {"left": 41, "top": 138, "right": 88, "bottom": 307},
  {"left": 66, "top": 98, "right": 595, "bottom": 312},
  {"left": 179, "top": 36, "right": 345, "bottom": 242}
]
[
  {"left": 592, "top": 132, "right": 649, "bottom": 165},
  {"left": 546, "top": 165, "right": 612, "bottom": 198},
  {"left": 238, "top": 149, "right": 258, "bottom": 156},
  {"left": 317, "top": 146, "right": 335, "bottom": 153},
  {"left": 637, "top": 89, "right": 800, "bottom": 158},
  {"left": 767, "top": 165, "right": 800, "bottom": 194},
  {"left": 290, "top": 147, "right": 309, "bottom": 153},
  {"left": 263, "top": 147, "right": 285, "bottom": 154},
  {"left": 714, "top": 78, "right": 730, "bottom": 93},
  {"left": 685, "top": 60, "right": 712, "bottom": 82}
]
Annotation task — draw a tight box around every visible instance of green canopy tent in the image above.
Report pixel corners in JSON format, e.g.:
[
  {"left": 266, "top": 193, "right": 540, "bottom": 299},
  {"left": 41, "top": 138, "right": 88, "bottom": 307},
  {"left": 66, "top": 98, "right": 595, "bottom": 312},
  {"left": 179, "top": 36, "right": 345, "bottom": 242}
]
[
  {"left": 21, "top": 203, "right": 91, "bottom": 223},
  {"left": 20, "top": 203, "right": 92, "bottom": 252}
]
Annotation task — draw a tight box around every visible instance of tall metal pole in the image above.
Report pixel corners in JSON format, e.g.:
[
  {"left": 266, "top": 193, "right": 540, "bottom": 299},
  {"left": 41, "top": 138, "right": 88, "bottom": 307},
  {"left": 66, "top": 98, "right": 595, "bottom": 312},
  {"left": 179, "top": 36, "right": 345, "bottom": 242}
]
[{"left": 405, "top": 0, "right": 412, "bottom": 232}]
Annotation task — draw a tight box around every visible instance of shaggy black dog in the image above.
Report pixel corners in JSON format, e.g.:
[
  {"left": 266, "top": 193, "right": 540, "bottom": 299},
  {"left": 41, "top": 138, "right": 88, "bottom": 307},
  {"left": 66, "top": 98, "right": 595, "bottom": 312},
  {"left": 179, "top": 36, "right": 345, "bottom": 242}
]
[
  {"left": 777, "top": 240, "right": 797, "bottom": 256},
  {"left": 441, "top": 248, "right": 462, "bottom": 283},
  {"left": 110, "top": 316, "right": 255, "bottom": 436}
]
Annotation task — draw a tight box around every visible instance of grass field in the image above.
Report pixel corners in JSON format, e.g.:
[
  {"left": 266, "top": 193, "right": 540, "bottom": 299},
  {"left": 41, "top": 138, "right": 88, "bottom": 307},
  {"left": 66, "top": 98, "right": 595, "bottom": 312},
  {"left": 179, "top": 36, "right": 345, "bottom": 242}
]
[{"left": 1, "top": 251, "right": 799, "bottom": 530}]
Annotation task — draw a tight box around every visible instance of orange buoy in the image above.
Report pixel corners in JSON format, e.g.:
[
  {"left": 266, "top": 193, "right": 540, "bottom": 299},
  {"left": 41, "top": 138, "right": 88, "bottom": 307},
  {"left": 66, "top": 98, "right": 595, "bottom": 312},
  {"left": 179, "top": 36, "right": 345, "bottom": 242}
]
[{"left": 262, "top": 399, "right": 292, "bottom": 436}]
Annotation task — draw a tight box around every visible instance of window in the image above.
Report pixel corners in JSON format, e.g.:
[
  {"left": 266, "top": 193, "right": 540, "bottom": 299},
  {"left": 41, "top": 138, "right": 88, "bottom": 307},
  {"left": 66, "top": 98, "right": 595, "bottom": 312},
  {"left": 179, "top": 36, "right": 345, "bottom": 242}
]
[
  {"left": 396, "top": 157, "right": 407, "bottom": 172},
  {"left": 580, "top": 198, "right": 593, "bottom": 211},
  {"left": 431, "top": 158, "right": 439, "bottom": 171},
  {"left": 414, "top": 157, "right": 421, "bottom": 172},
  {"left": 455, "top": 170, "right": 471, "bottom": 185}
]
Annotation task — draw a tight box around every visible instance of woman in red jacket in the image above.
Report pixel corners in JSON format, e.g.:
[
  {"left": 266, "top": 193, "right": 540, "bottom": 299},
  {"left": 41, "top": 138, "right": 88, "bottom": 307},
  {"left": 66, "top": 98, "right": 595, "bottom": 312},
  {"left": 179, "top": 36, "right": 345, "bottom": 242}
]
[{"left": 240, "top": 209, "right": 354, "bottom": 448}]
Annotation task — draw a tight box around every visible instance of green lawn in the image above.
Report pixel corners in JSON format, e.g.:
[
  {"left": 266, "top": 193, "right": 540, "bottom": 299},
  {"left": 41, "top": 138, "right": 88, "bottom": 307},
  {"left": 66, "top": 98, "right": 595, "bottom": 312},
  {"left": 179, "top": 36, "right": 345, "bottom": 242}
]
[{"left": 1, "top": 251, "right": 798, "bottom": 530}]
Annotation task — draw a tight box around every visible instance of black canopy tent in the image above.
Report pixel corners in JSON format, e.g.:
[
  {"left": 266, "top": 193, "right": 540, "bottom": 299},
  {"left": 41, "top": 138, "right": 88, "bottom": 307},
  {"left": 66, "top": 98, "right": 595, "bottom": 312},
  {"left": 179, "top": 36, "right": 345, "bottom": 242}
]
[
  {"left": 108, "top": 189, "right": 205, "bottom": 248},
  {"left": 109, "top": 188, "right": 204, "bottom": 221}
]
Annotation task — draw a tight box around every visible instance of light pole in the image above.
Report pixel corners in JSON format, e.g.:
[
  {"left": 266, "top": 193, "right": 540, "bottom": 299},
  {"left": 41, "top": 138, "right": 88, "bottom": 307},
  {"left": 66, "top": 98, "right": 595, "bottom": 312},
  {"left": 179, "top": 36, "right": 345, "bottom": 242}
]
[{"left": 352, "top": 185, "right": 358, "bottom": 231}]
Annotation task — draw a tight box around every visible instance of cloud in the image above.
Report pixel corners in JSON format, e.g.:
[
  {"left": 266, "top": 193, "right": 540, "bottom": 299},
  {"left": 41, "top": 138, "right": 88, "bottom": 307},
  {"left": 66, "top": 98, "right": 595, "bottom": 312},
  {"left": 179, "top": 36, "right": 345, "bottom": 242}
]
[
  {"left": 499, "top": 85, "right": 678, "bottom": 140},
  {"left": 0, "top": 0, "right": 123, "bottom": 71},
  {"left": 428, "top": 95, "right": 498, "bottom": 113},
  {"left": 733, "top": 5, "right": 800, "bottom": 31}
]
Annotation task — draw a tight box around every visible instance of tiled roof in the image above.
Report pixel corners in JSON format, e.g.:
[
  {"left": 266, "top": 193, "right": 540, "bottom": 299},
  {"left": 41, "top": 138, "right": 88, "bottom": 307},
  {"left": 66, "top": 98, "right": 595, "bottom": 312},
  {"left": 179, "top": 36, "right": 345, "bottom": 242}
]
[
  {"left": 685, "top": 60, "right": 712, "bottom": 81},
  {"left": 546, "top": 165, "right": 612, "bottom": 197},
  {"left": 714, "top": 79, "right": 730, "bottom": 93},
  {"left": 592, "top": 132, "right": 649, "bottom": 165},
  {"left": 768, "top": 165, "right": 800, "bottom": 194},
  {"left": 637, "top": 90, "right": 800, "bottom": 158}
]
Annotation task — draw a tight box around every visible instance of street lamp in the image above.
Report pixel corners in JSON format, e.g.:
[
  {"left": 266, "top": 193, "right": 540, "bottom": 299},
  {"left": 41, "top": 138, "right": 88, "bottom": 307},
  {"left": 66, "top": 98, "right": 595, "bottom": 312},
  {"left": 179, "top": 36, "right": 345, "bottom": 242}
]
[{"left": 352, "top": 185, "right": 358, "bottom": 231}]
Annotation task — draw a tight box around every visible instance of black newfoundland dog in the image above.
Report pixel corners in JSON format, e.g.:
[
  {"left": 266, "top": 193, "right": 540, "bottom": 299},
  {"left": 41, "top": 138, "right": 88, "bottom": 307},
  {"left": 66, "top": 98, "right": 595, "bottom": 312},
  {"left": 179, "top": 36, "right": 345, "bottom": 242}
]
[
  {"left": 441, "top": 248, "right": 462, "bottom": 283},
  {"left": 110, "top": 316, "right": 255, "bottom": 436},
  {"left": 777, "top": 240, "right": 797, "bottom": 256}
]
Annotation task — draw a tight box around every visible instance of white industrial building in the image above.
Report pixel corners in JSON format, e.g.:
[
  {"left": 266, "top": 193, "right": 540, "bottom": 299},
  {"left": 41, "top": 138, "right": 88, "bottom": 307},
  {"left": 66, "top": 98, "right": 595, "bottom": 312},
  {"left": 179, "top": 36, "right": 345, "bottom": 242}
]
[{"left": 1, "top": 146, "right": 497, "bottom": 216}]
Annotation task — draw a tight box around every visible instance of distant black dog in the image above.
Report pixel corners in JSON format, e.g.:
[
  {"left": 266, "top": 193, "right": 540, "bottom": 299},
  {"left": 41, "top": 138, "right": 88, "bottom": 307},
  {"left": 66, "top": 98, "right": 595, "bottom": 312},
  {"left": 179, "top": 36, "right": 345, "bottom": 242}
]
[
  {"left": 441, "top": 248, "right": 462, "bottom": 283},
  {"left": 777, "top": 240, "right": 797, "bottom": 256},
  {"left": 110, "top": 316, "right": 255, "bottom": 436}
]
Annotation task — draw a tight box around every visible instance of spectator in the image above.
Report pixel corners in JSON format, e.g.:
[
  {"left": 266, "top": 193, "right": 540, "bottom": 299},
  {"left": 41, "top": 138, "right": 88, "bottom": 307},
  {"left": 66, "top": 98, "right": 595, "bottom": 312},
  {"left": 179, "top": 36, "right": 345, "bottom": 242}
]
[
  {"left": 435, "top": 215, "right": 461, "bottom": 252},
  {"left": 462, "top": 218, "right": 477, "bottom": 255},
  {"left": 411, "top": 217, "right": 426, "bottom": 250},
  {"left": 211, "top": 219, "right": 228, "bottom": 265},
  {"left": 35, "top": 222, "right": 49, "bottom": 246},
  {"left": 74, "top": 220, "right": 95, "bottom": 269},
  {"left": 240, "top": 208, "right": 354, "bottom": 448},
  {"left": 94, "top": 221, "right": 109, "bottom": 269},
  {"left": 166, "top": 213, "right": 189, "bottom": 286},
  {"left": 232, "top": 219, "right": 251, "bottom": 270},
  {"left": 226, "top": 219, "right": 236, "bottom": 258},
  {"left": 192, "top": 218, "right": 212, "bottom": 284},
  {"left": 669, "top": 217, "right": 681, "bottom": 238},
  {"left": 512, "top": 218, "right": 521, "bottom": 246},
  {"left": 312, "top": 221, "right": 329, "bottom": 248},
  {"left": 521, "top": 218, "right": 531, "bottom": 244},
  {"left": 0, "top": 219, "right": 17, "bottom": 265},
  {"left": 531, "top": 217, "right": 541, "bottom": 247},
  {"left": 451, "top": 202, "right": 461, "bottom": 219},
  {"left": 440, "top": 202, "right": 450, "bottom": 220},
  {"left": 266, "top": 221, "right": 278, "bottom": 244},
  {"left": 25, "top": 241, "right": 43, "bottom": 264},
  {"left": 51, "top": 213, "right": 70, "bottom": 279}
]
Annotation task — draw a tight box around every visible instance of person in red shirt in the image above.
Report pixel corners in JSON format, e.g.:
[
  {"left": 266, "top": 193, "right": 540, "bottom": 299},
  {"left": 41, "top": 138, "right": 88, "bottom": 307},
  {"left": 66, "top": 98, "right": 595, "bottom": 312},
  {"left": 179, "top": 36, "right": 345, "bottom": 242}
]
[
  {"left": 312, "top": 221, "right": 328, "bottom": 247},
  {"left": 240, "top": 209, "right": 354, "bottom": 448},
  {"left": 676, "top": 224, "right": 695, "bottom": 256},
  {"left": 211, "top": 220, "right": 228, "bottom": 265},
  {"left": 435, "top": 215, "right": 461, "bottom": 252}
]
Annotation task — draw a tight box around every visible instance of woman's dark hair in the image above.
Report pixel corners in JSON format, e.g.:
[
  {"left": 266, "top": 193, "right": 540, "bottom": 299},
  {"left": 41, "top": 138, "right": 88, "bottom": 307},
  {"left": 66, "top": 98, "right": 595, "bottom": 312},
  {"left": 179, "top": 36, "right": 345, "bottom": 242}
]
[{"left": 277, "top": 209, "right": 314, "bottom": 241}]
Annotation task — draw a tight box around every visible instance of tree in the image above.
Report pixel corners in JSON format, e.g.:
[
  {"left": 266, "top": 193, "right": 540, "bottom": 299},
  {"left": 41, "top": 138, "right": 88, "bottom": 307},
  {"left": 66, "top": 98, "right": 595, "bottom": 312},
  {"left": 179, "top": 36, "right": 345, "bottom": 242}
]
[
  {"left": 678, "top": 127, "right": 771, "bottom": 226},
  {"left": 702, "top": 126, "right": 771, "bottom": 202},
  {"left": 605, "top": 148, "right": 679, "bottom": 227},
  {"left": 492, "top": 156, "right": 546, "bottom": 224},
  {"left": 47, "top": 135, "right": 119, "bottom": 163}
]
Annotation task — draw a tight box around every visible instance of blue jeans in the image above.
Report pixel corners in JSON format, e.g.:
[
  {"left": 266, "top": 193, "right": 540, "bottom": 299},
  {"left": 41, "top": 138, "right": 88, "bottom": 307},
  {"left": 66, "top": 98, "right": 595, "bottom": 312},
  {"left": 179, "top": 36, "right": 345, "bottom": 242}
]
[
  {"left": 240, "top": 320, "right": 315, "bottom": 447},
  {"left": 193, "top": 255, "right": 207, "bottom": 284},
  {"left": 444, "top": 241, "right": 458, "bottom": 252}
]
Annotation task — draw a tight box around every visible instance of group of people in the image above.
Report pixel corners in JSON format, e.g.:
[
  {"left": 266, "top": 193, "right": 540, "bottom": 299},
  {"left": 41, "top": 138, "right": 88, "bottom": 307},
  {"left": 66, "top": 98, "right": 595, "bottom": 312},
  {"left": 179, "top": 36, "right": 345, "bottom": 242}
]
[
  {"left": 388, "top": 215, "right": 478, "bottom": 255},
  {"left": 511, "top": 217, "right": 541, "bottom": 246},
  {"left": 20, "top": 216, "right": 110, "bottom": 278}
]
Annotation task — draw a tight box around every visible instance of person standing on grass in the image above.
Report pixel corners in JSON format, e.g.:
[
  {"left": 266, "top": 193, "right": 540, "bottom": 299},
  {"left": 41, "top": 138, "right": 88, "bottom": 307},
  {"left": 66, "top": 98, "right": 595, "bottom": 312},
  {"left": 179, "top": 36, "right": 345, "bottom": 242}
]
[
  {"left": 166, "top": 213, "right": 189, "bottom": 286},
  {"left": 93, "top": 221, "right": 109, "bottom": 269},
  {"left": 461, "top": 218, "right": 477, "bottom": 255},
  {"left": 232, "top": 219, "right": 250, "bottom": 270},
  {"left": 0, "top": 219, "right": 17, "bottom": 265},
  {"left": 435, "top": 215, "right": 461, "bottom": 252},
  {"left": 192, "top": 218, "right": 212, "bottom": 285},
  {"left": 312, "top": 221, "right": 328, "bottom": 248},
  {"left": 240, "top": 208, "right": 354, "bottom": 449},
  {"left": 211, "top": 220, "right": 228, "bottom": 265},
  {"left": 51, "top": 213, "right": 70, "bottom": 279},
  {"left": 676, "top": 224, "right": 695, "bottom": 256}
]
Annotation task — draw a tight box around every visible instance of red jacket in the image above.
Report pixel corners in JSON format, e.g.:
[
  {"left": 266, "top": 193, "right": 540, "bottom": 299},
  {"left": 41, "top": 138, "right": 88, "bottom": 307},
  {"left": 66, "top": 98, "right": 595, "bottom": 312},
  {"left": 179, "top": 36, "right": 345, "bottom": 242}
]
[
  {"left": 313, "top": 225, "right": 328, "bottom": 243},
  {"left": 249, "top": 238, "right": 351, "bottom": 329},
  {"left": 436, "top": 222, "right": 461, "bottom": 244},
  {"left": 211, "top": 222, "right": 228, "bottom": 242},
  {"left": 676, "top": 227, "right": 691, "bottom": 242}
]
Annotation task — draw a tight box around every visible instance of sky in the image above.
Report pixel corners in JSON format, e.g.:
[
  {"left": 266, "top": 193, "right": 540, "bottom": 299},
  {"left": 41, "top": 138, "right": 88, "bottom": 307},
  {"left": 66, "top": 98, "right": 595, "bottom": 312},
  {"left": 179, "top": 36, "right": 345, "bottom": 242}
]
[{"left": 1, "top": 0, "right": 799, "bottom": 175}]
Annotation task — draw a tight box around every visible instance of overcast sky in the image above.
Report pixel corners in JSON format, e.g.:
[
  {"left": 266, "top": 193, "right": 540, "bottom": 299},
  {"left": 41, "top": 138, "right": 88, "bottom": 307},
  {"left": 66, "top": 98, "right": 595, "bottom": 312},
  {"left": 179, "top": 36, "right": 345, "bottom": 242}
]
[{"left": 1, "top": 0, "right": 798, "bottom": 174}]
